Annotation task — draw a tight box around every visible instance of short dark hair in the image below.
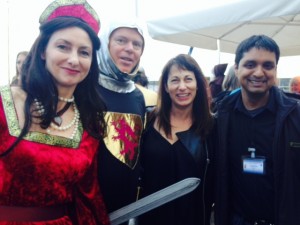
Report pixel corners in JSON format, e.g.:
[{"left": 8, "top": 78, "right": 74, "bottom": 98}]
[{"left": 235, "top": 35, "right": 280, "bottom": 66}]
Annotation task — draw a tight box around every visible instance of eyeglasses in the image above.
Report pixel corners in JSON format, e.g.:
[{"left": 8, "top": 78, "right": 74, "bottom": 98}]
[{"left": 112, "top": 37, "right": 143, "bottom": 51}]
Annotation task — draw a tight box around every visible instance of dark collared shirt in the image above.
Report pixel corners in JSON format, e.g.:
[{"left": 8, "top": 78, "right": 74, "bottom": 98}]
[{"left": 228, "top": 89, "right": 276, "bottom": 222}]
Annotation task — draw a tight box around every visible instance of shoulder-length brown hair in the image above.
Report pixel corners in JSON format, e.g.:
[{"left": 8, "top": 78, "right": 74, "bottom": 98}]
[{"left": 155, "top": 54, "right": 213, "bottom": 139}]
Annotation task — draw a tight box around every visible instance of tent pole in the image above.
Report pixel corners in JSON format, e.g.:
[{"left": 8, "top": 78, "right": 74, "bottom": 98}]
[
  {"left": 135, "top": 0, "right": 139, "bottom": 17},
  {"left": 188, "top": 46, "right": 194, "bottom": 55},
  {"left": 6, "top": 0, "right": 10, "bottom": 84},
  {"left": 217, "top": 39, "right": 220, "bottom": 63}
]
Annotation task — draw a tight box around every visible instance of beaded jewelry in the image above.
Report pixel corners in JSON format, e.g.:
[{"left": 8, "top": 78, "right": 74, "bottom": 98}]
[
  {"left": 34, "top": 99, "right": 45, "bottom": 115},
  {"left": 58, "top": 96, "right": 74, "bottom": 103},
  {"left": 47, "top": 103, "right": 80, "bottom": 139},
  {"left": 34, "top": 98, "right": 80, "bottom": 139}
]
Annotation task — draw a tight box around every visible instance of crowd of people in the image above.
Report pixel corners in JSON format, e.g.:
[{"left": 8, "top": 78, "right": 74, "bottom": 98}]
[{"left": 1, "top": 0, "right": 300, "bottom": 225}]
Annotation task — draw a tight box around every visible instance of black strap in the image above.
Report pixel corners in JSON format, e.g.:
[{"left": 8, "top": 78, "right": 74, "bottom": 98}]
[{"left": 56, "top": 102, "right": 72, "bottom": 116}]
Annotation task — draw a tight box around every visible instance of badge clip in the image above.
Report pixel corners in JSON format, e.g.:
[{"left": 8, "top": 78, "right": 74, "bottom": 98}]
[{"left": 248, "top": 147, "right": 256, "bottom": 158}]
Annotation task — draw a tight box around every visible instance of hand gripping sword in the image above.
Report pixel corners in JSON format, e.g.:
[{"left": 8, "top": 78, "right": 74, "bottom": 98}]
[{"left": 109, "top": 177, "right": 200, "bottom": 225}]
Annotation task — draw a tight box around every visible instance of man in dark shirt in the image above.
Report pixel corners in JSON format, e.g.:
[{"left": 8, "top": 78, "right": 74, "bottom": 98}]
[{"left": 214, "top": 35, "right": 300, "bottom": 225}]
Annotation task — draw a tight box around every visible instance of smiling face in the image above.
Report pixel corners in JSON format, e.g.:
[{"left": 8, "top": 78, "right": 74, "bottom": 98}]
[
  {"left": 43, "top": 26, "right": 93, "bottom": 92},
  {"left": 109, "top": 27, "right": 144, "bottom": 73},
  {"left": 235, "top": 47, "right": 277, "bottom": 105},
  {"left": 165, "top": 65, "right": 197, "bottom": 110}
]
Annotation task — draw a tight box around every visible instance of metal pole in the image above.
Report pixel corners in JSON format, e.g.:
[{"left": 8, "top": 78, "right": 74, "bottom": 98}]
[
  {"left": 188, "top": 46, "right": 194, "bottom": 55},
  {"left": 135, "top": 0, "right": 138, "bottom": 18},
  {"left": 7, "top": 0, "right": 11, "bottom": 84},
  {"left": 217, "top": 38, "right": 220, "bottom": 63}
]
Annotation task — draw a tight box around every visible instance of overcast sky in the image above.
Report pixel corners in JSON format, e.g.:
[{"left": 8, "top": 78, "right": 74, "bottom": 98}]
[{"left": 0, "top": 0, "right": 299, "bottom": 85}]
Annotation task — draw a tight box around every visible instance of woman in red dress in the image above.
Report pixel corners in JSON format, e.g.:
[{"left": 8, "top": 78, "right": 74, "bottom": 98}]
[{"left": 0, "top": 0, "right": 109, "bottom": 224}]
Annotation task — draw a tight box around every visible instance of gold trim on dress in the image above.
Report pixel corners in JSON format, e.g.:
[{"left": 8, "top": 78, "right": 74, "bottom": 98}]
[{"left": 0, "top": 85, "right": 82, "bottom": 148}]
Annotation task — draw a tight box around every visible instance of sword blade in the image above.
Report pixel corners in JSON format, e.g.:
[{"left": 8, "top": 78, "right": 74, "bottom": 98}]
[{"left": 109, "top": 177, "right": 200, "bottom": 225}]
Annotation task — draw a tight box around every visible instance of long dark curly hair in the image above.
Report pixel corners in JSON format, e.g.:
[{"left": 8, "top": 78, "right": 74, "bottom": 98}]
[{"left": 1, "top": 17, "right": 106, "bottom": 157}]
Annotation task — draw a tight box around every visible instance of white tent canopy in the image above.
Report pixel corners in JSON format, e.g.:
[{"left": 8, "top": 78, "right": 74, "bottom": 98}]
[{"left": 147, "top": 0, "right": 300, "bottom": 56}]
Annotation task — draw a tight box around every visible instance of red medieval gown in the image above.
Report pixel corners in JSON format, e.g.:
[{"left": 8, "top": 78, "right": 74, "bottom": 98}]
[{"left": 0, "top": 86, "right": 110, "bottom": 225}]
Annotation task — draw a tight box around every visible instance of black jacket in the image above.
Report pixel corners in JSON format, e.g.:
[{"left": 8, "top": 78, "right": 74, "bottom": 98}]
[
  {"left": 214, "top": 87, "right": 300, "bottom": 225},
  {"left": 140, "top": 116, "right": 215, "bottom": 225}
]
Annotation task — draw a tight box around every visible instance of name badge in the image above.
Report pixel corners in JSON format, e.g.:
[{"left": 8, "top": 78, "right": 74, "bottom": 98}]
[{"left": 242, "top": 157, "right": 266, "bottom": 175}]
